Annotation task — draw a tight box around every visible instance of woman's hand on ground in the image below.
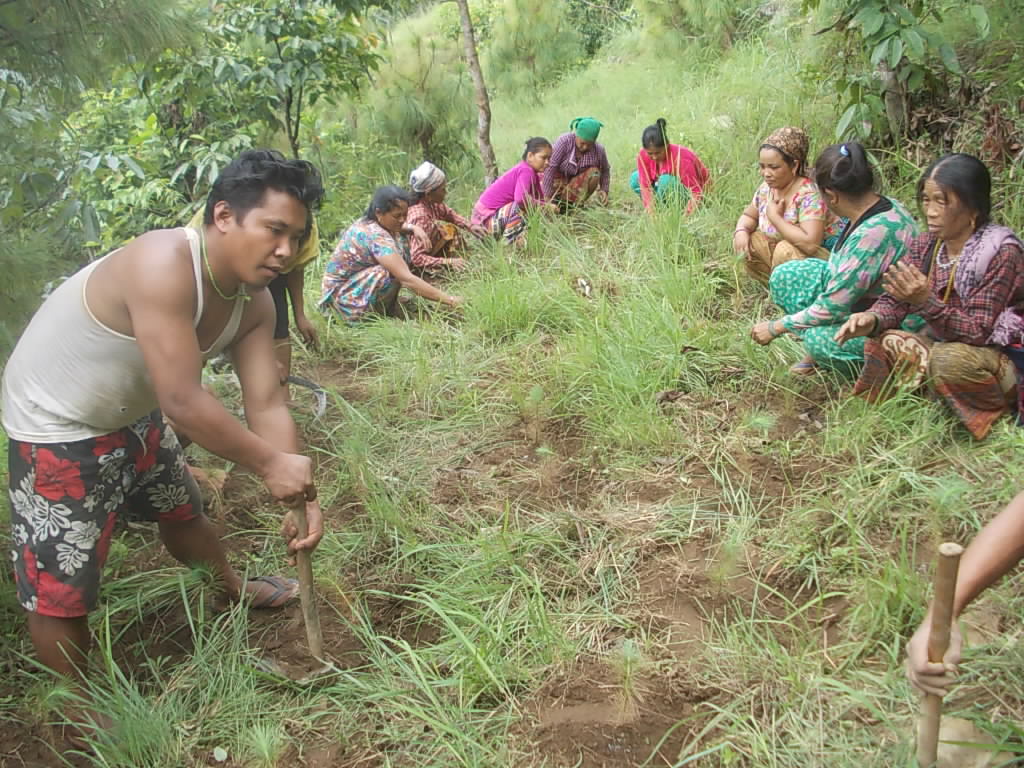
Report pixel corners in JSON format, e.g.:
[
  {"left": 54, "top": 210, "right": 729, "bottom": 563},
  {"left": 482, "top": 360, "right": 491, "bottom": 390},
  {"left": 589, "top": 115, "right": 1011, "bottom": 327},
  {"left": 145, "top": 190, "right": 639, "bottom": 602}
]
[
  {"left": 596, "top": 190, "right": 609, "bottom": 205},
  {"left": 834, "top": 312, "right": 877, "bottom": 345},
  {"left": 883, "top": 261, "right": 930, "bottom": 305},
  {"left": 905, "top": 615, "right": 962, "bottom": 697},
  {"left": 751, "top": 320, "right": 779, "bottom": 346},
  {"left": 294, "top": 313, "right": 318, "bottom": 347},
  {"left": 445, "top": 258, "right": 467, "bottom": 271},
  {"left": 445, "top": 294, "right": 464, "bottom": 308},
  {"left": 470, "top": 225, "right": 488, "bottom": 238},
  {"left": 281, "top": 499, "right": 325, "bottom": 556},
  {"left": 733, "top": 230, "right": 750, "bottom": 255}
]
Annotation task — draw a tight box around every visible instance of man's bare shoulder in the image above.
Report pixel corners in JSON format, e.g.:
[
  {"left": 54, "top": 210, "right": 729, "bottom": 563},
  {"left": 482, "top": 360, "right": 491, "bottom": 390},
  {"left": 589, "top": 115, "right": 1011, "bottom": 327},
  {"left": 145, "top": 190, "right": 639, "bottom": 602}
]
[
  {"left": 113, "top": 227, "right": 192, "bottom": 269},
  {"left": 103, "top": 228, "right": 197, "bottom": 295},
  {"left": 233, "top": 285, "right": 276, "bottom": 341},
  {"left": 87, "top": 228, "right": 198, "bottom": 334}
]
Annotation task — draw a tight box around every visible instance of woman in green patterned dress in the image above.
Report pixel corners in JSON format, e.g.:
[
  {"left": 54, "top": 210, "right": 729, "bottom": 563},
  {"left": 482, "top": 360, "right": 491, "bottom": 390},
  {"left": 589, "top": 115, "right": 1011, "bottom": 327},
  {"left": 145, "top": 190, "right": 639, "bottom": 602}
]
[{"left": 750, "top": 142, "right": 919, "bottom": 376}]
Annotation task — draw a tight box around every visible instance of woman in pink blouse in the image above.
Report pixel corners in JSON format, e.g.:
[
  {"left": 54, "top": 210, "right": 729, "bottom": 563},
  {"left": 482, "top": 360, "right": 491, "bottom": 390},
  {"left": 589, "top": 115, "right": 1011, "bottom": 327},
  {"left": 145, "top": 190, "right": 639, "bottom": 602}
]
[
  {"left": 472, "top": 138, "right": 557, "bottom": 247},
  {"left": 629, "top": 118, "right": 710, "bottom": 214}
]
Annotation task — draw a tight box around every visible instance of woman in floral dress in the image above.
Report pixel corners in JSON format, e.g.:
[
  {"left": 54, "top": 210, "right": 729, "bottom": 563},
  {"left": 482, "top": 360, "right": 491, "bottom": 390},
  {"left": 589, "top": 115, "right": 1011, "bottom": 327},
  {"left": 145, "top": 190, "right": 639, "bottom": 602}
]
[
  {"left": 735, "top": 126, "right": 844, "bottom": 284},
  {"left": 320, "top": 186, "right": 462, "bottom": 321}
]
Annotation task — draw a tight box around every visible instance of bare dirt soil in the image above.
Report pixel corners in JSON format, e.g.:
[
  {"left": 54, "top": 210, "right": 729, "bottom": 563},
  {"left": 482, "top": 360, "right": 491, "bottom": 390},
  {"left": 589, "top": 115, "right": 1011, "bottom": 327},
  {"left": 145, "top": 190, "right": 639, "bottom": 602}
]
[{"left": 0, "top": 362, "right": 851, "bottom": 767}]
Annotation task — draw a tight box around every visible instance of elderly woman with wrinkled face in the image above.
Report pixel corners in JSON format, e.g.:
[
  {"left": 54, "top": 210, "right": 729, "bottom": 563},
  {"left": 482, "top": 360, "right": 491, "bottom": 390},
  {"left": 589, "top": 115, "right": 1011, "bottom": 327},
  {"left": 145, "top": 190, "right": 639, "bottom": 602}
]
[{"left": 836, "top": 153, "right": 1024, "bottom": 439}]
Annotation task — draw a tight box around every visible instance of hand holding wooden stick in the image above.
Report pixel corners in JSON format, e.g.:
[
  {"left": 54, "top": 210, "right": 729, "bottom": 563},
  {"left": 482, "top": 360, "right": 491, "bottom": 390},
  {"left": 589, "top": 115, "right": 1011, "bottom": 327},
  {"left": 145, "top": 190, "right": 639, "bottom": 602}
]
[{"left": 916, "top": 542, "right": 964, "bottom": 768}]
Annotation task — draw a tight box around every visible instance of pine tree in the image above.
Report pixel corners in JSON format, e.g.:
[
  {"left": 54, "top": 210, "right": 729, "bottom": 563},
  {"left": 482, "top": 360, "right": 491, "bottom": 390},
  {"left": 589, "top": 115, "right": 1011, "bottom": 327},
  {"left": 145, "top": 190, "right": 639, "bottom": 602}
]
[
  {"left": 365, "top": 10, "right": 476, "bottom": 164},
  {"left": 485, "top": 0, "right": 584, "bottom": 103},
  {"left": 0, "top": 0, "right": 188, "bottom": 94}
]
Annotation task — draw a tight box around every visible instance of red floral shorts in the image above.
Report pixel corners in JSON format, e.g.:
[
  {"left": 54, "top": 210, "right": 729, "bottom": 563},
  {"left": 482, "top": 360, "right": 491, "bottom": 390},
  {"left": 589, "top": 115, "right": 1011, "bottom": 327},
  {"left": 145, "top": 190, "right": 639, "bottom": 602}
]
[{"left": 7, "top": 411, "right": 200, "bottom": 618}]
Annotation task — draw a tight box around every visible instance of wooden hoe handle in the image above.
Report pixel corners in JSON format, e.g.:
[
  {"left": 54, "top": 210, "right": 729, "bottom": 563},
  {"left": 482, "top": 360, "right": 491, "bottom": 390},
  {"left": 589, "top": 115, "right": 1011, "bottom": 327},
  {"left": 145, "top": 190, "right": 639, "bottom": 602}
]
[
  {"left": 916, "top": 542, "right": 964, "bottom": 768},
  {"left": 291, "top": 503, "right": 324, "bottom": 660}
]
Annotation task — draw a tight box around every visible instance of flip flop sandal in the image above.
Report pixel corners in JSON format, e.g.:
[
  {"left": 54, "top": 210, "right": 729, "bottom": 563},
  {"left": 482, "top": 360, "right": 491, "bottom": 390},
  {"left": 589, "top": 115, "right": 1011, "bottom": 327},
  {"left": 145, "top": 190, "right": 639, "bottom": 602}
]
[
  {"left": 789, "top": 360, "right": 818, "bottom": 376},
  {"left": 243, "top": 575, "right": 299, "bottom": 609}
]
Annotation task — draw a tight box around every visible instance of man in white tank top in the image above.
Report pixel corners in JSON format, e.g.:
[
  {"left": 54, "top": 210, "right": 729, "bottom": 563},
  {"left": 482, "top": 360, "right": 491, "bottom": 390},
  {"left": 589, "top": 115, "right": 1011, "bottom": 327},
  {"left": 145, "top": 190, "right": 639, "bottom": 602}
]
[{"left": 2, "top": 150, "right": 326, "bottom": 738}]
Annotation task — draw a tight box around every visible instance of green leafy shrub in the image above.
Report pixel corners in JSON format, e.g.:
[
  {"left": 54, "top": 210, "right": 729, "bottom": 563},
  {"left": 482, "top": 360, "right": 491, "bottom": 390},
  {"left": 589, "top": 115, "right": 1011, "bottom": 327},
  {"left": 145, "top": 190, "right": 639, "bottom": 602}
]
[{"left": 803, "top": 0, "right": 993, "bottom": 141}]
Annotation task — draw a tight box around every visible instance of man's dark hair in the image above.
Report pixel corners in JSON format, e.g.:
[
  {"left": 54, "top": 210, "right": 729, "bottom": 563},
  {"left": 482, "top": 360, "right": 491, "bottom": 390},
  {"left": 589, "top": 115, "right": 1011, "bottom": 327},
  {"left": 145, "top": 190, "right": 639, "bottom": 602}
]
[{"left": 203, "top": 149, "right": 325, "bottom": 229}]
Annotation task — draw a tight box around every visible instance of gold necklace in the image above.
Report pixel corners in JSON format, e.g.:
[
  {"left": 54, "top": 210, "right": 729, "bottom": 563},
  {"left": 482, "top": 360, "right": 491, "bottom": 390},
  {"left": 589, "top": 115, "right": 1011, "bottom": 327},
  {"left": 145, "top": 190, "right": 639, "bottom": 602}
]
[
  {"left": 199, "top": 227, "right": 249, "bottom": 302},
  {"left": 929, "top": 240, "right": 960, "bottom": 303}
]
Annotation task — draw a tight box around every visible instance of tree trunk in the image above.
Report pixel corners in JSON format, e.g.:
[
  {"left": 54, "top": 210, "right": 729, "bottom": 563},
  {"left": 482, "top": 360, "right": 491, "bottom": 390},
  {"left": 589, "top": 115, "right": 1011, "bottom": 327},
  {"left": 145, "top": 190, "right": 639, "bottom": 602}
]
[
  {"left": 455, "top": 0, "right": 499, "bottom": 184},
  {"left": 285, "top": 85, "right": 303, "bottom": 158},
  {"left": 877, "top": 62, "right": 906, "bottom": 142}
]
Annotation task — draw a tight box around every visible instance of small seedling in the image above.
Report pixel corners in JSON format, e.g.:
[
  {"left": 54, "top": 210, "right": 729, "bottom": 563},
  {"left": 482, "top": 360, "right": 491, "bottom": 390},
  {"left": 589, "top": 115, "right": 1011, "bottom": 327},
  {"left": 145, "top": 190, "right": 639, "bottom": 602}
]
[{"left": 610, "top": 638, "right": 646, "bottom": 724}]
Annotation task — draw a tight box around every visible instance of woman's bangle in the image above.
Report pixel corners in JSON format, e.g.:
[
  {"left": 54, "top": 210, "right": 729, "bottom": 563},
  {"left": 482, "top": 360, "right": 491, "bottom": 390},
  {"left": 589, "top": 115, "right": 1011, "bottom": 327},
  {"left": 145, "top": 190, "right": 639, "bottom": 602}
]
[
  {"left": 735, "top": 227, "right": 750, "bottom": 234},
  {"left": 770, "top": 320, "right": 785, "bottom": 338}
]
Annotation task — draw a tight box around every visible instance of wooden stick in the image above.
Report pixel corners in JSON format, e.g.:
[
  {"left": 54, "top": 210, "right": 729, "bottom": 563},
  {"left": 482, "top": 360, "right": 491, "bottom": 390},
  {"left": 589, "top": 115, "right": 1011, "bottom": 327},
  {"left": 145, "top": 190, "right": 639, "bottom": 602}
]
[
  {"left": 916, "top": 542, "right": 964, "bottom": 768},
  {"left": 291, "top": 504, "right": 324, "bottom": 660}
]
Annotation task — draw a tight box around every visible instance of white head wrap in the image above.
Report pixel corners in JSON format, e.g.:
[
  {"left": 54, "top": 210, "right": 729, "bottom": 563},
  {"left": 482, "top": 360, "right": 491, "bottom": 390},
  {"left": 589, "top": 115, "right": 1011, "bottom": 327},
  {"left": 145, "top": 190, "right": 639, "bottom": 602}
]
[{"left": 409, "top": 161, "right": 446, "bottom": 194}]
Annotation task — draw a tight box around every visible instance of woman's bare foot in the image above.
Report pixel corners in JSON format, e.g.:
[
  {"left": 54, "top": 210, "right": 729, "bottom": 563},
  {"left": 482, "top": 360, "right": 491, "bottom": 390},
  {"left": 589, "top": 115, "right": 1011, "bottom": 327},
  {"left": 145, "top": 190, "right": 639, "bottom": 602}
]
[{"left": 789, "top": 355, "right": 817, "bottom": 376}]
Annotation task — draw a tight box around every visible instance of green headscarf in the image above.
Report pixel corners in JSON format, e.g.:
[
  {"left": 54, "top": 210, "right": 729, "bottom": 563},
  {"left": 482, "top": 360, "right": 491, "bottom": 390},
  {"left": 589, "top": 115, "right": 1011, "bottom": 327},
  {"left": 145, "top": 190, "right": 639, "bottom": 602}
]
[{"left": 570, "top": 117, "right": 603, "bottom": 142}]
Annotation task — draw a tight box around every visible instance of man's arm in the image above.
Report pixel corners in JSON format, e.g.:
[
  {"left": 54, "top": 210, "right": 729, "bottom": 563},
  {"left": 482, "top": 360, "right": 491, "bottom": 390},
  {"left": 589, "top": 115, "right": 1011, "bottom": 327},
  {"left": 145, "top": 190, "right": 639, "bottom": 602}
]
[
  {"left": 125, "top": 242, "right": 313, "bottom": 504},
  {"left": 950, "top": 491, "right": 1024, "bottom": 617},
  {"left": 230, "top": 295, "right": 323, "bottom": 551},
  {"left": 906, "top": 491, "right": 1024, "bottom": 695},
  {"left": 230, "top": 294, "right": 300, "bottom": 453}
]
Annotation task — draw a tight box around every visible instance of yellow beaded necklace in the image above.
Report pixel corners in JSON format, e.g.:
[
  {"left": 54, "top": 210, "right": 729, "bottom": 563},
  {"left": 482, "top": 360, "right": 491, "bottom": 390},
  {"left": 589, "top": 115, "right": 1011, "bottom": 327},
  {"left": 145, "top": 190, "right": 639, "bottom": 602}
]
[{"left": 200, "top": 227, "right": 249, "bottom": 302}]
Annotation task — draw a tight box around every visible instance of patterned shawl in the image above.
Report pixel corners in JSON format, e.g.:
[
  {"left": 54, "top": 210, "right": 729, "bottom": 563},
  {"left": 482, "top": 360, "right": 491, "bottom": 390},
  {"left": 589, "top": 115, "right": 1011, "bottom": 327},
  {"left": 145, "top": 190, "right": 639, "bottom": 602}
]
[{"left": 955, "top": 223, "right": 1024, "bottom": 345}]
